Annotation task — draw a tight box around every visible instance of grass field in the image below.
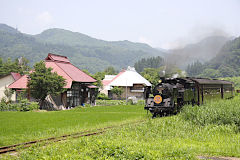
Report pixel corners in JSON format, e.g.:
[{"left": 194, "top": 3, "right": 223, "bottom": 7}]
[
  {"left": 1, "top": 97, "right": 240, "bottom": 159},
  {"left": 12, "top": 116, "right": 239, "bottom": 160},
  {"left": 0, "top": 105, "right": 146, "bottom": 147}
]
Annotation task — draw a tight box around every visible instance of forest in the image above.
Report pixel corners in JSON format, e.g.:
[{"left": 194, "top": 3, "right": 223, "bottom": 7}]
[{"left": 186, "top": 36, "right": 240, "bottom": 78}]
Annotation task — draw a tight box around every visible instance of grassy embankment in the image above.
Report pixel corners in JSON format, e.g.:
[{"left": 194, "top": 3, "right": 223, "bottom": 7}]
[
  {"left": 0, "top": 105, "right": 146, "bottom": 147},
  {"left": 2, "top": 96, "right": 239, "bottom": 160}
]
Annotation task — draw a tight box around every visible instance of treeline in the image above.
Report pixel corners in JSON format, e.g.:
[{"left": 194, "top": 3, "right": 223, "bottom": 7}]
[
  {"left": 0, "top": 57, "right": 29, "bottom": 76},
  {"left": 186, "top": 36, "right": 240, "bottom": 78},
  {"left": 134, "top": 56, "right": 164, "bottom": 72},
  {"left": 134, "top": 56, "right": 185, "bottom": 87}
]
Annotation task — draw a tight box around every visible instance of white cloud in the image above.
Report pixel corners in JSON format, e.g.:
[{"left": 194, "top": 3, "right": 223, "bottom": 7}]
[{"left": 36, "top": 11, "right": 53, "bottom": 26}]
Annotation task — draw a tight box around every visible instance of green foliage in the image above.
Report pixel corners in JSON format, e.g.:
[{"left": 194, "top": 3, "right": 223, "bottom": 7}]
[
  {"left": 0, "top": 57, "right": 29, "bottom": 76},
  {"left": 140, "top": 67, "right": 164, "bottom": 88},
  {"left": 3, "top": 86, "right": 14, "bottom": 103},
  {"left": 104, "top": 66, "right": 117, "bottom": 75},
  {"left": 180, "top": 97, "right": 240, "bottom": 130},
  {"left": 111, "top": 86, "right": 123, "bottom": 99},
  {"left": 199, "top": 68, "right": 221, "bottom": 78},
  {"left": 92, "top": 72, "right": 104, "bottom": 88},
  {"left": 186, "top": 61, "right": 204, "bottom": 77},
  {"left": 0, "top": 99, "right": 39, "bottom": 111},
  {"left": 134, "top": 56, "right": 164, "bottom": 72},
  {"left": 18, "top": 99, "right": 39, "bottom": 111},
  {"left": 218, "top": 65, "right": 238, "bottom": 77},
  {"left": 28, "top": 61, "right": 66, "bottom": 102},
  {"left": 0, "top": 25, "right": 165, "bottom": 73},
  {"left": 97, "top": 93, "right": 111, "bottom": 100}
]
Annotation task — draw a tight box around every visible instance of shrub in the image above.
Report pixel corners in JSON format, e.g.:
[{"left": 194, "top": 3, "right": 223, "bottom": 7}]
[
  {"left": 180, "top": 97, "right": 240, "bottom": 130},
  {"left": 0, "top": 99, "right": 39, "bottom": 111},
  {"left": 0, "top": 102, "right": 8, "bottom": 111},
  {"left": 97, "top": 93, "right": 111, "bottom": 100}
]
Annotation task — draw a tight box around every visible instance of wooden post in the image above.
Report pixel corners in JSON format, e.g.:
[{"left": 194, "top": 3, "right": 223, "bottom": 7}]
[
  {"left": 221, "top": 84, "right": 224, "bottom": 99},
  {"left": 201, "top": 85, "right": 204, "bottom": 105},
  {"left": 197, "top": 84, "right": 200, "bottom": 105}
]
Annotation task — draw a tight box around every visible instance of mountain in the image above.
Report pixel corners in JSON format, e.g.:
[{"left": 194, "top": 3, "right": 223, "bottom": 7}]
[
  {"left": 186, "top": 36, "right": 240, "bottom": 77},
  {"left": 0, "top": 24, "right": 166, "bottom": 73},
  {"left": 166, "top": 36, "right": 229, "bottom": 69},
  {"left": 0, "top": 23, "right": 19, "bottom": 34},
  {"left": 206, "top": 36, "right": 240, "bottom": 77}
]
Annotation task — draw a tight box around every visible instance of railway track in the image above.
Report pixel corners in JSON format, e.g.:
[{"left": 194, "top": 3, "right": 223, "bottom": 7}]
[{"left": 0, "top": 120, "right": 145, "bottom": 155}]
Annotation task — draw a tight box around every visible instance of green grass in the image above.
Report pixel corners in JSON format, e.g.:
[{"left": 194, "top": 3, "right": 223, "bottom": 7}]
[
  {"left": 181, "top": 97, "right": 240, "bottom": 129},
  {"left": 0, "top": 105, "right": 146, "bottom": 147},
  {"left": 5, "top": 115, "right": 239, "bottom": 160},
  {"left": 2, "top": 97, "right": 240, "bottom": 159}
]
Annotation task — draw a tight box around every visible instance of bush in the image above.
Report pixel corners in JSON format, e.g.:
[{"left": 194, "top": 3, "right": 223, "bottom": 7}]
[
  {"left": 180, "top": 97, "right": 240, "bottom": 130},
  {"left": 97, "top": 93, "right": 111, "bottom": 100},
  {"left": 0, "top": 99, "right": 39, "bottom": 111}
]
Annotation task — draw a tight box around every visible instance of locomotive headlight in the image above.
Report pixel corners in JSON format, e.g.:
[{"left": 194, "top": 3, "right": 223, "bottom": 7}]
[{"left": 154, "top": 95, "right": 162, "bottom": 104}]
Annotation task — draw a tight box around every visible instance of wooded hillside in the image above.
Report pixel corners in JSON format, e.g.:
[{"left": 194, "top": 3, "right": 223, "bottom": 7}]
[{"left": 0, "top": 24, "right": 165, "bottom": 73}]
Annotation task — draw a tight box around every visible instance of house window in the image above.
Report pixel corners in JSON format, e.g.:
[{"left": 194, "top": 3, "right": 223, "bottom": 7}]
[{"left": 67, "top": 90, "right": 72, "bottom": 97}]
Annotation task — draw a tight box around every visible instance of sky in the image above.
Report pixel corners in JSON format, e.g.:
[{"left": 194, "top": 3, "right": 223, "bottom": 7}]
[{"left": 1, "top": 0, "right": 240, "bottom": 49}]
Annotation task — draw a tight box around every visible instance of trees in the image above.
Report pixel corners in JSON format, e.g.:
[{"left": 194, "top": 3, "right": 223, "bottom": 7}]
[
  {"left": 199, "top": 69, "right": 221, "bottom": 78},
  {"left": 140, "top": 67, "right": 164, "bottom": 88},
  {"left": 104, "top": 66, "right": 117, "bottom": 75},
  {"left": 134, "top": 56, "right": 164, "bottom": 72},
  {"left": 111, "top": 86, "right": 123, "bottom": 99},
  {"left": 27, "top": 61, "right": 66, "bottom": 105},
  {"left": 0, "top": 57, "right": 30, "bottom": 76},
  {"left": 186, "top": 61, "right": 204, "bottom": 77}
]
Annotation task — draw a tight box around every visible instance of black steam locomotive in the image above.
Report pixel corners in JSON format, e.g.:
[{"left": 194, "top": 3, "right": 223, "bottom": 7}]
[{"left": 144, "top": 77, "right": 234, "bottom": 117}]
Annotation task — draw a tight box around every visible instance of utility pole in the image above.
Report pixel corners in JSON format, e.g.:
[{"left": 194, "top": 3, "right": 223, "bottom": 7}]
[{"left": 126, "top": 79, "right": 127, "bottom": 104}]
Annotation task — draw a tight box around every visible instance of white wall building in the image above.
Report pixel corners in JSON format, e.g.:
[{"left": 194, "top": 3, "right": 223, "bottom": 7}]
[
  {"left": 0, "top": 73, "right": 21, "bottom": 101},
  {"left": 101, "top": 66, "right": 151, "bottom": 100}
]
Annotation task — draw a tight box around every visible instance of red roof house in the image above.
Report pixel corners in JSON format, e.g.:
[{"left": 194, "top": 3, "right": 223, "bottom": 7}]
[{"left": 9, "top": 53, "right": 97, "bottom": 109}]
